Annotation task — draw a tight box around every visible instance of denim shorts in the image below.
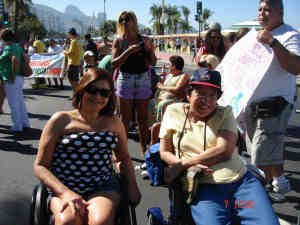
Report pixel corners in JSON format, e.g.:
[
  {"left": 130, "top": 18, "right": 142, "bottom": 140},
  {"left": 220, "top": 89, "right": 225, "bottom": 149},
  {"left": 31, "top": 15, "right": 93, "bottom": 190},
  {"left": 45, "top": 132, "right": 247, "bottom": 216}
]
[
  {"left": 116, "top": 70, "right": 152, "bottom": 99},
  {"left": 47, "top": 175, "right": 121, "bottom": 205}
]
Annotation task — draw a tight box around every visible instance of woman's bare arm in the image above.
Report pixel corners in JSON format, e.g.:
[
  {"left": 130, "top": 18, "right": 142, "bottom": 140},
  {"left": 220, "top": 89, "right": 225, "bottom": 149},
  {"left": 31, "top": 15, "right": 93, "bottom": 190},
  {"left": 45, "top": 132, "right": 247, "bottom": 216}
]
[
  {"left": 33, "top": 112, "right": 71, "bottom": 197},
  {"left": 182, "top": 130, "right": 238, "bottom": 169}
]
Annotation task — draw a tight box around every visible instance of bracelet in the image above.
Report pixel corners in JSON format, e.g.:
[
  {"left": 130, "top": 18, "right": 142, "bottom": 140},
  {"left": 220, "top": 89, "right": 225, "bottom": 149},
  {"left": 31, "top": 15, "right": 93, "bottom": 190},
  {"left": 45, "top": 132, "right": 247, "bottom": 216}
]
[{"left": 269, "top": 38, "right": 277, "bottom": 48}]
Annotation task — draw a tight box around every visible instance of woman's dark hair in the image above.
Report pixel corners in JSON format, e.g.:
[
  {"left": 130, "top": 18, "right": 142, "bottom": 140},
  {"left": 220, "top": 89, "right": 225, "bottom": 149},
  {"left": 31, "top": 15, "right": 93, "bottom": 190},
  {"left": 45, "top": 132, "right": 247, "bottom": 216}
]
[
  {"left": 72, "top": 68, "right": 116, "bottom": 116},
  {"left": 204, "top": 29, "right": 226, "bottom": 60},
  {"left": 0, "top": 28, "right": 15, "bottom": 42},
  {"left": 169, "top": 55, "right": 184, "bottom": 71}
]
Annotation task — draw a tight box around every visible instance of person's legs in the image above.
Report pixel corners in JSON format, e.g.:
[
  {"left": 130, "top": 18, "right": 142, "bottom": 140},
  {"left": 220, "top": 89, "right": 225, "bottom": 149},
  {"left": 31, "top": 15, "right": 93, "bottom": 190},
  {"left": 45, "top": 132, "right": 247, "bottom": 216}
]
[
  {"left": 233, "top": 171, "right": 279, "bottom": 225},
  {"left": 87, "top": 192, "right": 120, "bottom": 225},
  {"left": 135, "top": 98, "right": 150, "bottom": 155},
  {"left": 118, "top": 98, "right": 133, "bottom": 134},
  {"left": 16, "top": 76, "right": 30, "bottom": 128},
  {"left": 245, "top": 104, "right": 292, "bottom": 187},
  {"left": 4, "top": 78, "right": 23, "bottom": 131},
  {"left": 190, "top": 184, "right": 232, "bottom": 225}
]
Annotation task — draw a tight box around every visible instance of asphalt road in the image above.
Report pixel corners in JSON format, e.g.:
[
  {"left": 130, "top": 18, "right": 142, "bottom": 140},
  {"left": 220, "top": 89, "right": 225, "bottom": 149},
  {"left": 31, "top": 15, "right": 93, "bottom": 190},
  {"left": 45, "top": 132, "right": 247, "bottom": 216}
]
[{"left": 0, "top": 76, "right": 299, "bottom": 225}]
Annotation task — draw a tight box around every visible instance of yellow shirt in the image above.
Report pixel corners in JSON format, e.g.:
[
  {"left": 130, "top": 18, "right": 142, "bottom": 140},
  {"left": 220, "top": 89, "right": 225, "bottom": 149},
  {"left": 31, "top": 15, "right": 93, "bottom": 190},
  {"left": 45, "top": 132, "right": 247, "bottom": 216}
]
[
  {"left": 159, "top": 103, "right": 247, "bottom": 184},
  {"left": 66, "top": 38, "right": 82, "bottom": 66},
  {"left": 33, "top": 40, "right": 46, "bottom": 53},
  {"left": 158, "top": 73, "right": 185, "bottom": 100}
]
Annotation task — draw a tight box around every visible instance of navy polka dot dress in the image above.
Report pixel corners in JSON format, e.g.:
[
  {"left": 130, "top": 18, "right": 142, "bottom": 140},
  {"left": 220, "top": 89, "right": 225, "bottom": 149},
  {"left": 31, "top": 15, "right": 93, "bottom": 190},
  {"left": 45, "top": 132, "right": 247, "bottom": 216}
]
[{"left": 51, "top": 131, "right": 118, "bottom": 196}]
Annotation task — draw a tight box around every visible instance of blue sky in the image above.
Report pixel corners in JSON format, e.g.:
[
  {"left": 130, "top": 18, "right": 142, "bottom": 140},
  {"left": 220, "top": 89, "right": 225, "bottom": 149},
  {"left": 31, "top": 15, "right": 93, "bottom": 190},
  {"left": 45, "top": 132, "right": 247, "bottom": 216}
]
[{"left": 32, "top": 0, "right": 300, "bottom": 30}]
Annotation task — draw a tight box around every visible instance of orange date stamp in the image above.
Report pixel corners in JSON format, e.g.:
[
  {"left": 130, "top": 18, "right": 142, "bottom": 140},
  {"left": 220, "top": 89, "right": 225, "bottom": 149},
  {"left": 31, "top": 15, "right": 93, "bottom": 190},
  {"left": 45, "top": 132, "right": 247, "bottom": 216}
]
[{"left": 224, "top": 199, "right": 254, "bottom": 209}]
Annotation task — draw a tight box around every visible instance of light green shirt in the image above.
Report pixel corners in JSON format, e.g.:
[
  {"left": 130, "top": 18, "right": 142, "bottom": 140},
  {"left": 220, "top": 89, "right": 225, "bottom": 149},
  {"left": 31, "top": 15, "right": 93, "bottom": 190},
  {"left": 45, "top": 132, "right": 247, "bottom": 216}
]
[{"left": 159, "top": 103, "right": 247, "bottom": 184}]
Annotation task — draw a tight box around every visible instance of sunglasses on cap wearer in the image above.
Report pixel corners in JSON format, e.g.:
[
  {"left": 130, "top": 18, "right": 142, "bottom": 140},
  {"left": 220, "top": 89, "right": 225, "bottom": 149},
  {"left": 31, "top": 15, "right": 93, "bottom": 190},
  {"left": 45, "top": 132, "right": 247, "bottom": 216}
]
[
  {"left": 119, "top": 16, "right": 130, "bottom": 24},
  {"left": 85, "top": 85, "right": 112, "bottom": 98}
]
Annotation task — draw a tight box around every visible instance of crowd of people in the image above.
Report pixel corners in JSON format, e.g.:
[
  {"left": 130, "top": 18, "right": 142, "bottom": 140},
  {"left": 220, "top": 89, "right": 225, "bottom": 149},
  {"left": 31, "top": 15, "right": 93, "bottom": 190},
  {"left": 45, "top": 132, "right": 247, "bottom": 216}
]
[{"left": 0, "top": 0, "right": 299, "bottom": 224}]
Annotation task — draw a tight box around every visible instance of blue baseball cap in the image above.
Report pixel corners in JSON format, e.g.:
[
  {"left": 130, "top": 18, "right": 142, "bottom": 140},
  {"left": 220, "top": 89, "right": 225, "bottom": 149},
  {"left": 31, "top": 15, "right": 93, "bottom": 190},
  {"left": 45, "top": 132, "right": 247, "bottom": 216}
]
[{"left": 190, "top": 69, "right": 222, "bottom": 90}]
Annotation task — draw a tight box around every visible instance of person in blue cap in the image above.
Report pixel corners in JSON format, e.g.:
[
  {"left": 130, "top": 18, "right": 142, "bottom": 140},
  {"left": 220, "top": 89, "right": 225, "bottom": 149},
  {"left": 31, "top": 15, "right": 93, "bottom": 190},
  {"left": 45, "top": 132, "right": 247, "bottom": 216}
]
[{"left": 159, "top": 69, "right": 279, "bottom": 225}]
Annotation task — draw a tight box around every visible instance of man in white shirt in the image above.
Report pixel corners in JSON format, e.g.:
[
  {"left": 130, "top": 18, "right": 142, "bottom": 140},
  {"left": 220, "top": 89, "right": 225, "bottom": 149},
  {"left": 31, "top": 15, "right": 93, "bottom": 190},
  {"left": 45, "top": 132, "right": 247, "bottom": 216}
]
[{"left": 245, "top": 0, "right": 300, "bottom": 201}]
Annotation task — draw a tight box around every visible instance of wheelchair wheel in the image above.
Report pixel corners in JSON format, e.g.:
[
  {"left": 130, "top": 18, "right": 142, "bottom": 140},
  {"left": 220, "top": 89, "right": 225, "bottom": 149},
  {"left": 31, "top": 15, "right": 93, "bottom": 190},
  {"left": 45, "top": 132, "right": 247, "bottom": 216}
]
[
  {"left": 29, "top": 185, "right": 38, "bottom": 225},
  {"left": 32, "top": 183, "right": 50, "bottom": 225}
]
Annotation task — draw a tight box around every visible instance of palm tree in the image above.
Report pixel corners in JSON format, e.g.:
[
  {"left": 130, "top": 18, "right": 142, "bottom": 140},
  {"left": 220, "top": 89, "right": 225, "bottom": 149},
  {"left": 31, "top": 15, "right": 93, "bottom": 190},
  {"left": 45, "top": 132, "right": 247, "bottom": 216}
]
[
  {"left": 200, "top": 8, "right": 213, "bottom": 31},
  {"left": 4, "top": 0, "right": 32, "bottom": 34},
  {"left": 181, "top": 6, "right": 190, "bottom": 24},
  {"left": 180, "top": 6, "right": 191, "bottom": 33},
  {"left": 149, "top": 4, "right": 163, "bottom": 35},
  {"left": 165, "top": 5, "right": 181, "bottom": 34}
]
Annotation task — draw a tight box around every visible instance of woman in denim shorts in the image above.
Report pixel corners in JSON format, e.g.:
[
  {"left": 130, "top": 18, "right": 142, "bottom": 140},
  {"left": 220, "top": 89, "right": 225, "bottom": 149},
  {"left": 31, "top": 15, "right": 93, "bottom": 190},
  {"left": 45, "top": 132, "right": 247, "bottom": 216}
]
[{"left": 112, "top": 11, "right": 156, "bottom": 156}]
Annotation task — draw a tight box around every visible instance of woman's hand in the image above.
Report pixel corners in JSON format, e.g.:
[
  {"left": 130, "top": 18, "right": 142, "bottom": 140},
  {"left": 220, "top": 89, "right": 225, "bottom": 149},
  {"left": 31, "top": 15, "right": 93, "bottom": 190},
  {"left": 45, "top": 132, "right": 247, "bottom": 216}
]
[{"left": 59, "top": 190, "right": 89, "bottom": 217}]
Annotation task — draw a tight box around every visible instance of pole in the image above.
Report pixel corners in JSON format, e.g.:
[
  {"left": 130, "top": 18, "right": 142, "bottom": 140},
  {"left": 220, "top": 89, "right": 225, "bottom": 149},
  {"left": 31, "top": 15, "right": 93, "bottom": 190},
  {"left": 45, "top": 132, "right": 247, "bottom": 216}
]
[
  {"left": 104, "top": 0, "right": 106, "bottom": 21},
  {"left": 161, "top": 0, "right": 165, "bottom": 35}
]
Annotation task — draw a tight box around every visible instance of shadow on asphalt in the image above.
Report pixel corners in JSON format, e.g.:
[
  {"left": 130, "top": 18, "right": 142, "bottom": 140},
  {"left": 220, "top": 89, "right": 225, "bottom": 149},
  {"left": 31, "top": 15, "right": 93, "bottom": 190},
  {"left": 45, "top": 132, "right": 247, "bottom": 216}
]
[
  {"left": 0, "top": 194, "right": 31, "bottom": 225},
  {"left": 276, "top": 212, "right": 298, "bottom": 224},
  {"left": 28, "top": 112, "right": 51, "bottom": 121},
  {"left": 0, "top": 125, "right": 42, "bottom": 141},
  {"left": 0, "top": 140, "right": 37, "bottom": 154},
  {"left": 23, "top": 86, "right": 71, "bottom": 99}
]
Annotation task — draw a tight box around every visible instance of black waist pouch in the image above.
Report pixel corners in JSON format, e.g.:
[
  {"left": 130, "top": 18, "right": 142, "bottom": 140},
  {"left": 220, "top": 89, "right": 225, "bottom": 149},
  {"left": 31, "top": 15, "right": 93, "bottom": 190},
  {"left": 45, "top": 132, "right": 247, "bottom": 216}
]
[{"left": 250, "top": 96, "right": 288, "bottom": 119}]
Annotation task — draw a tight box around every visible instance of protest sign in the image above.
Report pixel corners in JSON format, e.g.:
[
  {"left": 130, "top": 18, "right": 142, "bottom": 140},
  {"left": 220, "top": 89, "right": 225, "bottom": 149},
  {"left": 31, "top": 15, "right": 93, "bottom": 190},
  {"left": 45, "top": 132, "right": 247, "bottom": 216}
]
[
  {"left": 216, "top": 29, "right": 274, "bottom": 119},
  {"left": 29, "top": 52, "right": 65, "bottom": 78}
]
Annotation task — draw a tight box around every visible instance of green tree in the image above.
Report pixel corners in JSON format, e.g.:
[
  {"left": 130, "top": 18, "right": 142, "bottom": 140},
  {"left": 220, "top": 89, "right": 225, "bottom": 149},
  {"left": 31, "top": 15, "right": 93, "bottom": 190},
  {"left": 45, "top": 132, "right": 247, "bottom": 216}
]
[
  {"left": 4, "top": 0, "right": 32, "bottom": 34},
  {"left": 140, "top": 26, "right": 152, "bottom": 35},
  {"left": 180, "top": 6, "right": 192, "bottom": 33},
  {"left": 4, "top": 0, "right": 47, "bottom": 41},
  {"left": 165, "top": 5, "right": 181, "bottom": 34},
  {"left": 149, "top": 4, "right": 163, "bottom": 35},
  {"left": 200, "top": 8, "right": 213, "bottom": 31},
  {"left": 99, "top": 20, "right": 116, "bottom": 37}
]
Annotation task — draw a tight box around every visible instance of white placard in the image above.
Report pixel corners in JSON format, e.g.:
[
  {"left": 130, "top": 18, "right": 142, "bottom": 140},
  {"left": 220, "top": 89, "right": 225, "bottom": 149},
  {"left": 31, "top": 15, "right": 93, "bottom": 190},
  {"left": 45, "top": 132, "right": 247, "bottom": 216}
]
[{"left": 217, "top": 29, "right": 274, "bottom": 119}]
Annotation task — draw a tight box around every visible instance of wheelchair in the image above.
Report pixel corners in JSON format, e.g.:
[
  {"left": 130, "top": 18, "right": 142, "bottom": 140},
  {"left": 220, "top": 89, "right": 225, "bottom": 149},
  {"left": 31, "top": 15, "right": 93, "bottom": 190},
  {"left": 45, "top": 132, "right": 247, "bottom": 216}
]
[
  {"left": 29, "top": 177, "right": 137, "bottom": 225},
  {"left": 147, "top": 123, "right": 266, "bottom": 225}
]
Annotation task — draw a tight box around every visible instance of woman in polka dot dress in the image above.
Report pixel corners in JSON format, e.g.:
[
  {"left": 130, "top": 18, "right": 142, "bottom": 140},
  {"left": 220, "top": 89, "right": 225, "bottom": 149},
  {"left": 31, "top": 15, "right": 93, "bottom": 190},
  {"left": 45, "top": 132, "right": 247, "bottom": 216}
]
[{"left": 34, "top": 68, "right": 141, "bottom": 225}]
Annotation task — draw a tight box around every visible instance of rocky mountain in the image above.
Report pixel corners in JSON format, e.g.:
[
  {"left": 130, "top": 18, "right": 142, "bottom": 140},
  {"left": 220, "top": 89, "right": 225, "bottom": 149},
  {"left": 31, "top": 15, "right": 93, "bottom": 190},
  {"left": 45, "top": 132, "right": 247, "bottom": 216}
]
[{"left": 30, "top": 3, "right": 105, "bottom": 34}]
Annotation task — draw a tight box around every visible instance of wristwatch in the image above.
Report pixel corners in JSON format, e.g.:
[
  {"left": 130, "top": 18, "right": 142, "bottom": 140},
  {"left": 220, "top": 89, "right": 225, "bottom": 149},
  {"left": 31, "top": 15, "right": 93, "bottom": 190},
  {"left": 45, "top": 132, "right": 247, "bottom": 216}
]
[{"left": 269, "top": 37, "right": 277, "bottom": 48}]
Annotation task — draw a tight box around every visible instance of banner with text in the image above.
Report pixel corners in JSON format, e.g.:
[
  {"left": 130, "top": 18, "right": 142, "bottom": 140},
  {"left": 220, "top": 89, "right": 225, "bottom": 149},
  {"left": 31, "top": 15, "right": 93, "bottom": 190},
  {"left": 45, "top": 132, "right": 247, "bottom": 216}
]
[
  {"left": 29, "top": 52, "right": 65, "bottom": 78},
  {"left": 216, "top": 29, "right": 274, "bottom": 119}
]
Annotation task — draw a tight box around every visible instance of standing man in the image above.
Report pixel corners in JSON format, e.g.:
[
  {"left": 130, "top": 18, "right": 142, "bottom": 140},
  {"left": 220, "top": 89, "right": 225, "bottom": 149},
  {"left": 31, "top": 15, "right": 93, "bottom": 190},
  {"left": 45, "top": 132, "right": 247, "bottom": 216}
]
[
  {"left": 64, "top": 28, "right": 82, "bottom": 91},
  {"left": 246, "top": 0, "right": 300, "bottom": 201},
  {"left": 84, "top": 33, "right": 99, "bottom": 61}
]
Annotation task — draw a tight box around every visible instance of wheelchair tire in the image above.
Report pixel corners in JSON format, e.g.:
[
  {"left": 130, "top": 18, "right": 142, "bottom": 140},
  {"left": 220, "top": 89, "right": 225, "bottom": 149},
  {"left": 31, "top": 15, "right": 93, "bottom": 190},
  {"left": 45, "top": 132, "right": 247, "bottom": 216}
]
[
  {"left": 34, "top": 183, "right": 49, "bottom": 225},
  {"left": 29, "top": 185, "right": 38, "bottom": 225}
]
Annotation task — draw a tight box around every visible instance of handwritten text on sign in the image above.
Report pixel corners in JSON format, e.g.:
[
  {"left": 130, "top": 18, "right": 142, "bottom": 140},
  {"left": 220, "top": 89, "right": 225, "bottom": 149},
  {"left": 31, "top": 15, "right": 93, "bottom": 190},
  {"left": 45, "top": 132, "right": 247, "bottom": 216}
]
[{"left": 216, "top": 29, "right": 273, "bottom": 119}]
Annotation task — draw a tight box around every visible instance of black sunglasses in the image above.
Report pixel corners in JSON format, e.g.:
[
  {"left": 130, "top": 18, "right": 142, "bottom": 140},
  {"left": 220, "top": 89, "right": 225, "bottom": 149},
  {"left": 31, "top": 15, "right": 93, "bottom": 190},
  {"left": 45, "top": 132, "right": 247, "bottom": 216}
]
[
  {"left": 85, "top": 85, "right": 112, "bottom": 98},
  {"left": 119, "top": 16, "right": 130, "bottom": 24}
]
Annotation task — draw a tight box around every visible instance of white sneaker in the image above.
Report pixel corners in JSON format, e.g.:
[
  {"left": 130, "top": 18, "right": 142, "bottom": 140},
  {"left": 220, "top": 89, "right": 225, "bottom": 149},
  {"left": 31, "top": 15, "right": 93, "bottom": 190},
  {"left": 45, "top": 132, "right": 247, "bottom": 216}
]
[
  {"left": 272, "top": 176, "right": 291, "bottom": 194},
  {"left": 141, "top": 170, "right": 149, "bottom": 179},
  {"left": 140, "top": 162, "right": 147, "bottom": 170}
]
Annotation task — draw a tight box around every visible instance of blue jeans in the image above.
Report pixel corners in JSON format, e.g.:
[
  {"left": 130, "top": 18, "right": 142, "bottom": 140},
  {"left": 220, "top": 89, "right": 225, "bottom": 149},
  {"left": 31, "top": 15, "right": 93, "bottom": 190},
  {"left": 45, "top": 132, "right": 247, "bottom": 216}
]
[{"left": 190, "top": 171, "right": 279, "bottom": 225}]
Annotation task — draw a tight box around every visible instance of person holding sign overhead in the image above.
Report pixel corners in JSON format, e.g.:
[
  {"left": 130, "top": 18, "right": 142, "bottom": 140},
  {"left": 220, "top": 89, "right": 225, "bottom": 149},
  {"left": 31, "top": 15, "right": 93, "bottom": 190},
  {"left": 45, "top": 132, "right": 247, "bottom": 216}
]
[{"left": 245, "top": 0, "right": 300, "bottom": 202}]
